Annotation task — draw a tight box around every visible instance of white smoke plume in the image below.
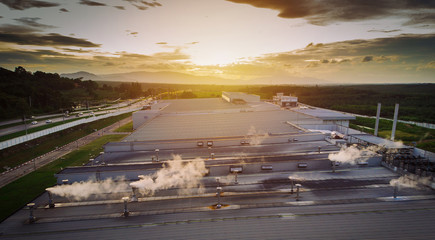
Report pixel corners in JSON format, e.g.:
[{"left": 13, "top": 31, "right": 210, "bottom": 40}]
[
  {"left": 47, "top": 177, "right": 129, "bottom": 201},
  {"left": 328, "top": 144, "right": 376, "bottom": 165},
  {"left": 389, "top": 175, "right": 432, "bottom": 189},
  {"left": 245, "top": 126, "right": 269, "bottom": 145},
  {"left": 130, "top": 155, "right": 207, "bottom": 196}
]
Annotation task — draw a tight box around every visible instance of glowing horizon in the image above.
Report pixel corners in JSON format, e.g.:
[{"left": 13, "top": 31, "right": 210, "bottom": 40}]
[{"left": 0, "top": 0, "right": 434, "bottom": 84}]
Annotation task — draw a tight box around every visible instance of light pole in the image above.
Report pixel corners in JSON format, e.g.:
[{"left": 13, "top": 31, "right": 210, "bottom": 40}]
[
  {"left": 234, "top": 172, "right": 238, "bottom": 184},
  {"left": 393, "top": 182, "right": 399, "bottom": 199},
  {"left": 289, "top": 177, "right": 294, "bottom": 194}
]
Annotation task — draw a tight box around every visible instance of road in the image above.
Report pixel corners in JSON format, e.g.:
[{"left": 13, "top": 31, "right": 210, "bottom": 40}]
[
  {"left": 0, "top": 98, "right": 144, "bottom": 137},
  {"left": 0, "top": 116, "right": 133, "bottom": 188}
]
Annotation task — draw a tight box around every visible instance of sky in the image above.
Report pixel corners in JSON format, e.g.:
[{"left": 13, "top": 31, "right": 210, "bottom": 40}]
[{"left": 0, "top": 0, "right": 434, "bottom": 84}]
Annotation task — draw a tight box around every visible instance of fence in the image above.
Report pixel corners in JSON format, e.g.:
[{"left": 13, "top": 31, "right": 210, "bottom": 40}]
[{"left": 0, "top": 107, "right": 140, "bottom": 150}]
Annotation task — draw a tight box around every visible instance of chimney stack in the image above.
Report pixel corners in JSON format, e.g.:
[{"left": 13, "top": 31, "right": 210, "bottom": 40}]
[
  {"left": 374, "top": 103, "right": 381, "bottom": 136},
  {"left": 391, "top": 104, "right": 399, "bottom": 141}
]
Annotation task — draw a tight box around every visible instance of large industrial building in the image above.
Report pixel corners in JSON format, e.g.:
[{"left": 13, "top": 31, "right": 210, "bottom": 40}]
[{"left": 1, "top": 94, "right": 434, "bottom": 240}]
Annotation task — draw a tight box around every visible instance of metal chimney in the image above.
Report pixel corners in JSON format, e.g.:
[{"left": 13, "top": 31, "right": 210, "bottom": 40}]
[
  {"left": 131, "top": 187, "right": 138, "bottom": 202},
  {"left": 47, "top": 191, "right": 55, "bottom": 208},
  {"left": 295, "top": 184, "right": 302, "bottom": 201},
  {"left": 27, "top": 203, "right": 36, "bottom": 223},
  {"left": 122, "top": 197, "right": 130, "bottom": 217},
  {"left": 216, "top": 187, "right": 222, "bottom": 209},
  {"left": 391, "top": 104, "right": 399, "bottom": 141},
  {"left": 374, "top": 103, "right": 381, "bottom": 136}
]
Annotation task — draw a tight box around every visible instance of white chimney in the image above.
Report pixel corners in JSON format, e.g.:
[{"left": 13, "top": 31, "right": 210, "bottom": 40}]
[
  {"left": 391, "top": 104, "right": 399, "bottom": 141},
  {"left": 374, "top": 103, "right": 381, "bottom": 136}
]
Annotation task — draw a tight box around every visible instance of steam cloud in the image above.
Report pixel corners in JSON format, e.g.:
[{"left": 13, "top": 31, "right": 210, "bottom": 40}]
[
  {"left": 389, "top": 175, "right": 431, "bottom": 189},
  {"left": 47, "top": 177, "right": 129, "bottom": 201},
  {"left": 245, "top": 126, "right": 269, "bottom": 145},
  {"left": 130, "top": 155, "right": 207, "bottom": 196},
  {"left": 328, "top": 145, "right": 376, "bottom": 165}
]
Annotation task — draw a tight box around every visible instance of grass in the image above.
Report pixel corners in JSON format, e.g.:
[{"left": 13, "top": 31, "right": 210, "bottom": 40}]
[
  {"left": 350, "top": 116, "right": 435, "bottom": 152},
  {"left": 0, "top": 134, "right": 127, "bottom": 223},
  {"left": 114, "top": 121, "right": 133, "bottom": 132},
  {"left": 0, "top": 112, "right": 132, "bottom": 172}
]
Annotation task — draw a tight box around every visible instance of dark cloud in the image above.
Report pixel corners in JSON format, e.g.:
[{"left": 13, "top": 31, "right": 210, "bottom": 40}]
[
  {"left": 0, "top": 16, "right": 3, "bottom": 18},
  {"left": 13, "top": 17, "right": 55, "bottom": 28},
  {"left": 59, "top": 48, "right": 93, "bottom": 53},
  {"left": 0, "top": 32, "right": 100, "bottom": 47},
  {"left": 79, "top": 0, "right": 106, "bottom": 7},
  {"left": 321, "top": 59, "right": 329, "bottom": 63},
  {"left": 123, "top": 0, "right": 162, "bottom": 10},
  {"left": 0, "top": 24, "right": 40, "bottom": 33},
  {"left": 226, "top": 0, "right": 435, "bottom": 26},
  {"left": 126, "top": 30, "right": 138, "bottom": 37},
  {"left": 368, "top": 29, "right": 401, "bottom": 33},
  {"left": 59, "top": 8, "right": 69, "bottom": 12},
  {"left": 188, "top": 41, "right": 199, "bottom": 45},
  {"left": 0, "top": 0, "right": 59, "bottom": 10},
  {"left": 114, "top": 6, "right": 125, "bottom": 10},
  {"left": 362, "top": 56, "right": 373, "bottom": 62},
  {"left": 403, "top": 13, "right": 435, "bottom": 26},
  {"left": 156, "top": 42, "right": 167, "bottom": 45}
]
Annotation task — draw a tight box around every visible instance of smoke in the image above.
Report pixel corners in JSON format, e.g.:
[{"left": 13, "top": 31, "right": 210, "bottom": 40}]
[
  {"left": 130, "top": 155, "right": 207, "bottom": 196},
  {"left": 47, "top": 177, "right": 129, "bottom": 201},
  {"left": 328, "top": 144, "right": 376, "bottom": 165},
  {"left": 245, "top": 126, "right": 269, "bottom": 145},
  {"left": 389, "top": 175, "right": 432, "bottom": 190}
]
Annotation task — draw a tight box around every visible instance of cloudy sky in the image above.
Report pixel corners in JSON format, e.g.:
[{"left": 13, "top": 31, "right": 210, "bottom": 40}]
[{"left": 0, "top": 0, "right": 434, "bottom": 84}]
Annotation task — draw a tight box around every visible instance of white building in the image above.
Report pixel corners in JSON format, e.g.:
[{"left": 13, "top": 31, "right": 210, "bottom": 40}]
[
  {"left": 273, "top": 93, "right": 298, "bottom": 107},
  {"left": 222, "top": 92, "right": 260, "bottom": 103}
]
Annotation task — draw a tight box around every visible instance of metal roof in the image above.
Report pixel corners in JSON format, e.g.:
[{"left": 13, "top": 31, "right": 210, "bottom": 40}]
[
  {"left": 350, "top": 134, "right": 413, "bottom": 149},
  {"left": 292, "top": 107, "right": 356, "bottom": 121}
]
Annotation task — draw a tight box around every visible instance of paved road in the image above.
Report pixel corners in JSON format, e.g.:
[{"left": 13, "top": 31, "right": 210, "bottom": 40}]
[{"left": 0, "top": 117, "right": 132, "bottom": 188}]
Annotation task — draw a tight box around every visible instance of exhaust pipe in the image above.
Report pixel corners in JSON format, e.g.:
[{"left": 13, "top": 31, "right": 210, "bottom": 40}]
[
  {"left": 131, "top": 187, "right": 138, "bottom": 202},
  {"left": 295, "top": 184, "right": 301, "bottom": 201},
  {"left": 47, "top": 191, "right": 55, "bottom": 208},
  {"left": 393, "top": 183, "right": 398, "bottom": 199},
  {"left": 27, "top": 203, "right": 36, "bottom": 223},
  {"left": 216, "top": 187, "right": 222, "bottom": 209},
  {"left": 122, "top": 197, "right": 130, "bottom": 217}
]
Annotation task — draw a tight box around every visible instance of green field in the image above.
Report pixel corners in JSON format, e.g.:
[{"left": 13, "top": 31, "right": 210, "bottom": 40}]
[
  {"left": 0, "top": 134, "right": 126, "bottom": 222},
  {"left": 350, "top": 116, "right": 435, "bottom": 152},
  {"left": 114, "top": 121, "right": 133, "bottom": 132}
]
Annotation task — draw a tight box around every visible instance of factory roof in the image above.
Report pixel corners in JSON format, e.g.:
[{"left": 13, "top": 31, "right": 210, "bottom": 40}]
[
  {"left": 350, "top": 134, "right": 413, "bottom": 149},
  {"left": 292, "top": 107, "right": 356, "bottom": 121}
]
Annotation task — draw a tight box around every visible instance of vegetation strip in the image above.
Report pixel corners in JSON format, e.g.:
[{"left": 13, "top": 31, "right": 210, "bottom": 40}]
[{"left": 0, "top": 112, "right": 131, "bottom": 172}]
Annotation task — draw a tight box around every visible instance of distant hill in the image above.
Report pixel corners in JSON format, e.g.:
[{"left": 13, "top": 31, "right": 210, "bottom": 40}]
[
  {"left": 100, "top": 71, "right": 240, "bottom": 85},
  {"left": 60, "top": 71, "right": 100, "bottom": 80},
  {"left": 62, "top": 70, "right": 328, "bottom": 85}
]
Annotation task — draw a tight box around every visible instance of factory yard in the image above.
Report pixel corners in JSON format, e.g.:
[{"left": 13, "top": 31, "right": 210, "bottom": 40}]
[{"left": 1, "top": 97, "right": 434, "bottom": 239}]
